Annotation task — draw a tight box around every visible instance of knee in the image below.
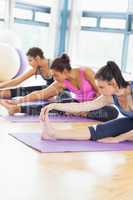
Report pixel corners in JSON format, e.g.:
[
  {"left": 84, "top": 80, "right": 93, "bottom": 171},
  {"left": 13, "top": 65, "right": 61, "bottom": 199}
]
[
  {"left": 89, "top": 123, "right": 107, "bottom": 141},
  {"left": 100, "top": 106, "right": 119, "bottom": 121}
]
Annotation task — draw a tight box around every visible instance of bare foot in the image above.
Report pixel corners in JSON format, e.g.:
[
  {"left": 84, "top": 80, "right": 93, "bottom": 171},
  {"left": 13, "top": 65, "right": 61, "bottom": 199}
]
[
  {"left": 41, "top": 132, "right": 54, "bottom": 140},
  {"left": 0, "top": 99, "right": 20, "bottom": 115},
  {"left": 41, "top": 120, "right": 55, "bottom": 140},
  {"left": 5, "top": 99, "right": 19, "bottom": 104},
  {"left": 98, "top": 137, "right": 122, "bottom": 143}
]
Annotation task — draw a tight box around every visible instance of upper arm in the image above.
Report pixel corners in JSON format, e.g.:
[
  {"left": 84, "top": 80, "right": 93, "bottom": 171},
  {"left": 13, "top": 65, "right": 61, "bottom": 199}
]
[{"left": 84, "top": 67, "right": 99, "bottom": 94}]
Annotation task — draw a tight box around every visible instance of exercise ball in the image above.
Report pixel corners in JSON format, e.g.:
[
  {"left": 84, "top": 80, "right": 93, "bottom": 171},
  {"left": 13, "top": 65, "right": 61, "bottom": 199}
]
[
  {"left": 0, "top": 43, "right": 20, "bottom": 81},
  {"left": 0, "top": 30, "right": 22, "bottom": 49},
  {"left": 15, "top": 48, "right": 28, "bottom": 77}
]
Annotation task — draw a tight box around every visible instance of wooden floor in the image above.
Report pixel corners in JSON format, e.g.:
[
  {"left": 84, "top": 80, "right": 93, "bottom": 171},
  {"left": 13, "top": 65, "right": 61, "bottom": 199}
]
[{"left": 0, "top": 118, "right": 133, "bottom": 200}]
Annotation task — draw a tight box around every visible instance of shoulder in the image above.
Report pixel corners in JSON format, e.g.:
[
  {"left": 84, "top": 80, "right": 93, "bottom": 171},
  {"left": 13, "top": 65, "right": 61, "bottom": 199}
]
[
  {"left": 71, "top": 67, "right": 80, "bottom": 76},
  {"left": 72, "top": 67, "right": 90, "bottom": 74},
  {"left": 71, "top": 67, "right": 80, "bottom": 72},
  {"left": 83, "top": 67, "right": 95, "bottom": 74},
  {"left": 81, "top": 67, "right": 95, "bottom": 80}
]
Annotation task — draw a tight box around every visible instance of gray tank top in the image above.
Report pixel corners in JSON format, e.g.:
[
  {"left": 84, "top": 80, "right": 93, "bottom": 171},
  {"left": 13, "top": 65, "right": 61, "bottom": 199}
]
[{"left": 112, "top": 81, "right": 133, "bottom": 118}]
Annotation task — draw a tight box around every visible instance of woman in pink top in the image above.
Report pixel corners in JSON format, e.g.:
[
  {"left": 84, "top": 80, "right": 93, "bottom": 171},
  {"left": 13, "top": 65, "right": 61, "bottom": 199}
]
[
  {"left": 0, "top": 54, "right": 118, "bottom": 121},
  {"left": 51, "top": 54, "right": 97, "bottom": 102},
  {"left": 63, "top": 68, "right": 96, "bottom": 102}
]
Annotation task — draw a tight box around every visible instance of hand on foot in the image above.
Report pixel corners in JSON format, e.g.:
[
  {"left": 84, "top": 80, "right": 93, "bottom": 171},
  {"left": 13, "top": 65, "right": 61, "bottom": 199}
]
[
  {"left": 41, "top": 122, "right": 55, "bottom": 140},
  {"left": 0, "top": 99, "right": 19, "bottom": 115}
]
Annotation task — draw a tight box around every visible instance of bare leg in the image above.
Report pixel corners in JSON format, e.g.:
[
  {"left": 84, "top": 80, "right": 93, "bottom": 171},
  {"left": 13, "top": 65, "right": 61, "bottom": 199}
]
[
  {"left": 0, "top": 99, "right": 21, "bottom": 115},
  {"left": 41, "top": 112, "right": 91, "bottom": 140},
  {"left": 0, "top": 89, "right": 11, "bottom": 99},
  {"left": 98, "top": 130, "right": 133, "bottom": 143},
  {"left": 41, "top": 123, "right": 91, "bottom": 140}
]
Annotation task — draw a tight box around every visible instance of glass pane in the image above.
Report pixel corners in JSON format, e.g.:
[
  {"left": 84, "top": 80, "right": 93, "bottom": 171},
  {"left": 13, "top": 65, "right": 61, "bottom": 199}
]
[
  {"left": 0, "top": 22, "right": 4, "bottom": 29},
  {"left": 77, "top": 0, "right": 128, "bottom": 12},
  {"left": 70, "top": 31, "right": 123, "bottom": 68},
  {"left": 14, "top": 0, "right": 59, "bottom": 58},
  {"left": 14, "top": 8, "right": 32, "bottom": 20},
  {"left": 101, "top": 19, "right": 126, "bottom": 29},
  {"left": 35, "top": 12, "right": 51, "bottom": 23},
  {"left": 81, "top": 17, "right": 97, "bottom": 27},
  {"left": 126, "top": 35, "right": 133, "bottom": 74},
  {"left": 17, "top": 0, "right": 56, "bottom": 7},
  {"left": 0, "top": 1, "right": 6, "bottom": 18},
  {"left": 13, "top": 23, "right": 54, "bottom": 57}
]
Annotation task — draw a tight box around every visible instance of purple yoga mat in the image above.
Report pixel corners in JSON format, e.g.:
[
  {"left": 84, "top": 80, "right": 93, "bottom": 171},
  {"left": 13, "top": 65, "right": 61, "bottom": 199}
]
[
  {"left": 4, "top": 114, "right": 94, "bottom": 123},
  {"left": 9, "top": 132, "right": 133, "bottom": 153}
]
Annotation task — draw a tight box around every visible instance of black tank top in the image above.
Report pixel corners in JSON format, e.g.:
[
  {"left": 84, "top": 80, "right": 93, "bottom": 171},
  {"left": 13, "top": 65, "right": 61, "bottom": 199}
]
[{"left": 35, "top": 59, "right": 54, "bottom": 86}]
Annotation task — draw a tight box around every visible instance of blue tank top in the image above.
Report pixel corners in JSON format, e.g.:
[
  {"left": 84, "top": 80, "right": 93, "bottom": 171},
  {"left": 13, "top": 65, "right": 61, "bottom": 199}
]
[{"left": 113, "top": 81, "right": 133, "bottom": 118}]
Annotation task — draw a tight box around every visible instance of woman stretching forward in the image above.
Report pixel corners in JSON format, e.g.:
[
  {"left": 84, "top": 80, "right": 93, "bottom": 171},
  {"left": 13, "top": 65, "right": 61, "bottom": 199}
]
[
  {"left": 40, "top": 61, "right": 133, "bottom": 143},
  {"left": 0, "top": 54, "right": 118, "bottom": 121}
]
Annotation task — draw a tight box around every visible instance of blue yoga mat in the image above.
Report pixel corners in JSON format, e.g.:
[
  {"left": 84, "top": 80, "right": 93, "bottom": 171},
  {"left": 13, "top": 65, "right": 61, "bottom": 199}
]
[{"left": 9, "top": 132, "right": 133, "bottom": 153}]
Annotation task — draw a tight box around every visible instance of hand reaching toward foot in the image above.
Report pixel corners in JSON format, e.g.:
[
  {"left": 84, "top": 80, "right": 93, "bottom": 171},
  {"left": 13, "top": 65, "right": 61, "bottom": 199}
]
[
  {"left": 0, "top": 99, "right": 20, "bottom": 115},
  {"left": 40, "top": 107, "right": 56, "bottom": 140}
]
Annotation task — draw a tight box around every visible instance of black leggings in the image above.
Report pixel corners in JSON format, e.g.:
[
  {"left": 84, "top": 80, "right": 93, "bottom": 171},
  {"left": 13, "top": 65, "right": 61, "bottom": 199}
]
[
  {"left": 20, "top": 96, "right": 77, "bottom": 115},
  {"left": 86, "top": 106, "right": 119, "bottom": 122},
  {"left": 11, "top": 86, "right": 119, "bottom": 122},
  {"left": 11, "top": 85, "right": 74, "bottom": 115},
  {"left": 10, "top": 85, "right": 46, "bottom": 97},
  {"left": 20, "top": 89, "right": 75, "bottom": 115},
  {"left": 89, "top": 117, "right": 133, "bottom": 141}
]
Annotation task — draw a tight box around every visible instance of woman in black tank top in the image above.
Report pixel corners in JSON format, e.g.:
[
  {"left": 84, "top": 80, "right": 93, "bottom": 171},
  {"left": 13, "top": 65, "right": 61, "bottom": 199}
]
[{"left": 0, "top": 47, "right": 54, "bottom": 98}]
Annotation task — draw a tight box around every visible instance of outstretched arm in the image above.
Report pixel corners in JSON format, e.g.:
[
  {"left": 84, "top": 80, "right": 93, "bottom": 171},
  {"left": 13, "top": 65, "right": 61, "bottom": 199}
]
[
  {"left": 40, "top": 95, "right": 113, "bottom": 121},
  {"left": 0, "top": 69, "right": 35, "bottom": 89},
  {"left": 12, "top": 81, "right": 63, "bottom": 104}
]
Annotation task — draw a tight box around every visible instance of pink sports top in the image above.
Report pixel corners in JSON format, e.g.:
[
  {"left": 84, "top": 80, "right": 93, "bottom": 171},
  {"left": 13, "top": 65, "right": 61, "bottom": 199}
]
[{"left": 64, "top": 68, "right": 96, "bottom": 102}]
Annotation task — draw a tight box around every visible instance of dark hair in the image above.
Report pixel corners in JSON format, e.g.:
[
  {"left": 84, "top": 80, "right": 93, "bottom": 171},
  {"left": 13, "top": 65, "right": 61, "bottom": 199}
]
[
  {"left": 26, "top": 47, "right": 45, "bottom": 59},
  {"left": 95, "top": 61, "right": 129, "bottom": 88},
  {"left": 50, "top": 53, "right": 71, "bottom": 72}
]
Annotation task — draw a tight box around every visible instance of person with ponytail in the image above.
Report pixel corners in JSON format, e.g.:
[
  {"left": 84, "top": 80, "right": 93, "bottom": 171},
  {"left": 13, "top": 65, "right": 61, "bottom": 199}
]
[
  {"left": 40, "top": 61, "right": 133, "bottom": 143},
  {"left": 0, "top": 54, "right": 118, "bottom": 121}
]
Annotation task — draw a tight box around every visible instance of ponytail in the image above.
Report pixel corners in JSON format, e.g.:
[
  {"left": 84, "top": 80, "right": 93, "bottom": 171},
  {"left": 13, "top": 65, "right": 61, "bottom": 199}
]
[
  {"left": 95, "top": 61, "right": 129, "bottom": 88},
  {"left": 50, "top": 53, "right": 71, "bottom": 72}
]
